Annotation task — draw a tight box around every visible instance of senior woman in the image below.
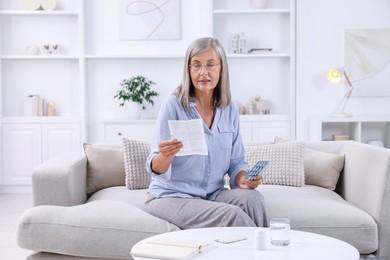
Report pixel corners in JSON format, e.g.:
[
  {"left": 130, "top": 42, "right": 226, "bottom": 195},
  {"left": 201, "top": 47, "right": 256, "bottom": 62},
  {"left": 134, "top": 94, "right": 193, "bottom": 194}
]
[{"left": 145, "top": 37, "right": 268, "bottom": 229}]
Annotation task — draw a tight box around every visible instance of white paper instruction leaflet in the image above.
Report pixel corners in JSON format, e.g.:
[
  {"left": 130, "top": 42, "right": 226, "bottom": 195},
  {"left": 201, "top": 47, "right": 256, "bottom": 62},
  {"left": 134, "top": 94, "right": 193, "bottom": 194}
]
[{"left": 168, "top": 119, "right": 208, "bottom": 156}]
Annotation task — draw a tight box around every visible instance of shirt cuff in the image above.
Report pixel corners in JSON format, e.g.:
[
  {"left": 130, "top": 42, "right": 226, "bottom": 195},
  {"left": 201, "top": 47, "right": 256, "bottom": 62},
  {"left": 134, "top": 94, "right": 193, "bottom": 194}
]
[{"left": 229, "top": 169, "right": 246, "bottom": 189}]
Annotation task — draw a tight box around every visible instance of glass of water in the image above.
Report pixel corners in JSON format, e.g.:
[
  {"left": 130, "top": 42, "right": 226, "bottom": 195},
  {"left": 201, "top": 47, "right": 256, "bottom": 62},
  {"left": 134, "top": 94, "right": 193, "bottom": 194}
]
[{"left": 270, "top": 218, "right": 290, "bottom": 246}]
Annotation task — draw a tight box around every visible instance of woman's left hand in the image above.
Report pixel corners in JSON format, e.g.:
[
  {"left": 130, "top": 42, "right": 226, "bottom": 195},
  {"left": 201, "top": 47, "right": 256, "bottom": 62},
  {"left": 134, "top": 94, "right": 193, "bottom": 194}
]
[{"left": 235, "top": 171, "right": 262, "bottom": 189}]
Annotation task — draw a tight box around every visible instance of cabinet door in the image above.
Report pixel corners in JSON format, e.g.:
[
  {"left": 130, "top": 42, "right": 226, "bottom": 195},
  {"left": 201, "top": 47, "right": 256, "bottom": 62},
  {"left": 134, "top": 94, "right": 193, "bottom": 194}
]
[
  {"left": 104, "top": 122, "right": 156, "bottom": 144},
  {"left": 42, "top": 123, "right": 81, "bottom": 161},
  {"left": 252, "top": 121, "right": 290, "bottom": 143},
  {"left": 2, "top": 124, "right": 42, "bottom": 185},
  {"left": 239, "top": 121, "right": 253, "bottom": 144}
]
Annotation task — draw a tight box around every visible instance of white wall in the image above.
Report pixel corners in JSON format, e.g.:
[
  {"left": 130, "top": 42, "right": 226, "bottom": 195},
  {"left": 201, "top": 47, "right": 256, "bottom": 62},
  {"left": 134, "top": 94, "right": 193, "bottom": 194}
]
[{"left": 296, "top": 0, "right": 390, "bottom": 140}]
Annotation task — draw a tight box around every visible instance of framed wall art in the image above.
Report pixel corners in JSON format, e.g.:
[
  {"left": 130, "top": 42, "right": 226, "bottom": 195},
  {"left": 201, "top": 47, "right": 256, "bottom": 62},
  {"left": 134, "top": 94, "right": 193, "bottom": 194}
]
[{"left": 118, "top": 0, "right": 181, "bottom": 40}]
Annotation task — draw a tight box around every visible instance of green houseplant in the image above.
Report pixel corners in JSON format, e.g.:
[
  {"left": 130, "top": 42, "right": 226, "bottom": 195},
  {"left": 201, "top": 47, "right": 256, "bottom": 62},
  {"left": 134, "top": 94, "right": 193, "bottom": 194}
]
[{"left": 114, "top": 75, "right": 159, "bottom": 110}]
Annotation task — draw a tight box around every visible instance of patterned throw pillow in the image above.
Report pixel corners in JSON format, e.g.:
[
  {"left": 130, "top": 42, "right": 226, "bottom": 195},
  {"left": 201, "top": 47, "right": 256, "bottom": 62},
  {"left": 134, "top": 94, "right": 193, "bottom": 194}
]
[
  {"left": 122, "top": 137, "right": 152, "bottom": 189},
  {"left": 245, "top": 142, "right": 305, "bottom": 187}
]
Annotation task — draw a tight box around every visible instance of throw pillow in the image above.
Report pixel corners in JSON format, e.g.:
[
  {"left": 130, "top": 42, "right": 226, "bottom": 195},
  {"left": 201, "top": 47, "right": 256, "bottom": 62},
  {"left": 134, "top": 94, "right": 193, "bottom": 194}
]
[
  {"left": 83, "top": 143, "right": 125, "bottom": 195},
  {"left": 304, "top": 149, "right": 344, "bottom": 190},
  {"left": 274, "top": 137, "right": 345, "bottom": 190},
  {"left": 245, "top": 141, "right": 305, "bottom": 187},
  {"left": 122, "top": 137, "right": 152, "bottom": 190}
]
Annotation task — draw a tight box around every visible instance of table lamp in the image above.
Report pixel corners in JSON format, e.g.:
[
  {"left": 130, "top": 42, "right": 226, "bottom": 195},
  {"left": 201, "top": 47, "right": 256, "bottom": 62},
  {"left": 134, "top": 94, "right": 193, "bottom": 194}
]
[{"left": 327, "top": 68, "right": 353, "bottom": 117}]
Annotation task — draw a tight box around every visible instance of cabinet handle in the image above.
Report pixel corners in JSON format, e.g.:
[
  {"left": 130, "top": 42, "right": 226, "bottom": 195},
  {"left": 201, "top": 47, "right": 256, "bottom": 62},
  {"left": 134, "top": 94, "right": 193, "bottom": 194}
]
[{"left": 118, "top": 132, "right": 122, "bottom": 136}]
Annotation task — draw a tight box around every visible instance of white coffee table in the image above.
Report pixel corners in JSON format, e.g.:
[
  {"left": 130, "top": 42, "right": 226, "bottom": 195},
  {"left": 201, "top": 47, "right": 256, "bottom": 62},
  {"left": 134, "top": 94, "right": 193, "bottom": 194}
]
[{"left": 131, "top": 227, "right": 359, "bottom": 260}]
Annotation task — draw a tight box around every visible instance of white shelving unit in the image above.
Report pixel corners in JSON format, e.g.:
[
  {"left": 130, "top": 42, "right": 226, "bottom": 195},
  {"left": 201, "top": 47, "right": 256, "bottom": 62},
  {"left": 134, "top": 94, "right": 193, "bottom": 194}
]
[
  {"left": 0, "top": 0, "right": 296, "bottom": 189},
  {"left": 211, "top": 0, "right": 296, "bottom": 139},
  {"left": 310, "top": 116, "right": 390, "bottom": 148},
  {"left": 0, "top": 0, "right": 84, "bottom": 187}
]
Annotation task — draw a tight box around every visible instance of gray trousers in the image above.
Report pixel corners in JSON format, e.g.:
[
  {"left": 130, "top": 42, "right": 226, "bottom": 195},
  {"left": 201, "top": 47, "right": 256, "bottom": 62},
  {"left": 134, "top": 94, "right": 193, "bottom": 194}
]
[{"left": 144, "top": 189, "right": 269, "bottom": 229}]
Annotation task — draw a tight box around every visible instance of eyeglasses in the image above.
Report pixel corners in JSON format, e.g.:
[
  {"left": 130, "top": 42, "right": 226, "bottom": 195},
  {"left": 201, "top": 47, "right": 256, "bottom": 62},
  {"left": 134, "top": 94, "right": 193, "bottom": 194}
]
[{"left": 189, "top": 63, "right": 220, "bottom": 72}]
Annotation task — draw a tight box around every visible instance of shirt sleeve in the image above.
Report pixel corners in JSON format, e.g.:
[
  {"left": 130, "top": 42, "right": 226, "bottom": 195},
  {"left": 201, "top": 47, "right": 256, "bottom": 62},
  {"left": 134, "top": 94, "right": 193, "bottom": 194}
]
[
  {"left": 145, "top": 95, "right": 177, "bottom": 176},
  {"left": 227, "top": 103, "right": 249, "bottom": 189}
]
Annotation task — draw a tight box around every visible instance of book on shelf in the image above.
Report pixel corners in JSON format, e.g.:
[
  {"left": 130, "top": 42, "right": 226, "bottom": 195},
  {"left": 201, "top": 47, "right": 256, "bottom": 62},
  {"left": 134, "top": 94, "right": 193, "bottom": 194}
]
[
  {"left": 24, "top": 95, "right": 47, "bottom": 117},
  {"left": 130, "top": 238, "right": 213, "bottom": 260}
]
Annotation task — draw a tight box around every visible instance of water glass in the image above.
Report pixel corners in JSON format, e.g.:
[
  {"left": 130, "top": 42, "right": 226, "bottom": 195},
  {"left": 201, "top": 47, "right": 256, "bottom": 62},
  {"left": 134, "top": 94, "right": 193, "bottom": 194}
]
[{"left": 270, "top": 218, "right": 290, "bottom": 246}]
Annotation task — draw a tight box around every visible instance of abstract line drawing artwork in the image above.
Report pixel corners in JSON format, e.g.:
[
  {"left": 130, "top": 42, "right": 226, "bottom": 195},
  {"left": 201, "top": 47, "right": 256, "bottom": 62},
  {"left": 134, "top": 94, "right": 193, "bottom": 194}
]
[
  {"left": 345, "top": 28, "right": 390, "bottom": 96},
  {"left": 118, "top": 0, "right": 181, "bottom": 40}
]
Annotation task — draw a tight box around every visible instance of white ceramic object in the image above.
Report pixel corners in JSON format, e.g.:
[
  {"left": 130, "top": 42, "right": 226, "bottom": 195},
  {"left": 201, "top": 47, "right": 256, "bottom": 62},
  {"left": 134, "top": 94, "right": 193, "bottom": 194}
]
[
  {"left": 21, "top": 0, "right": 41, "bottom": 11},
  {"left": 230, "top": 33, "right": 240, "bottom": 54},
  {"left": 24, "top": 45, "right": 39, "bottom": 55},
  {"left": 41, "top": 0, "right": 57, "bottom": 10},
  {"left": 52, "top": 44, "right": 64, "bottom": 54},
  {"left": 40, "top": 44, "right": 51, "bottom": 54},
  {"left": 47, "top": 101, "right": 56, "bottom": 116},
  {"left": 126, "top": 101, "right": 142, "bottom": 120}
]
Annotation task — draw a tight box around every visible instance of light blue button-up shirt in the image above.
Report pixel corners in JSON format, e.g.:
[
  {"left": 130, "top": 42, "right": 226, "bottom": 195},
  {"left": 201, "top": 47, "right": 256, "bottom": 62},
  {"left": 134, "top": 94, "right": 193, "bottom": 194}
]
[{"left": 146, "top": 95, "right": 248, "bottom": 201}]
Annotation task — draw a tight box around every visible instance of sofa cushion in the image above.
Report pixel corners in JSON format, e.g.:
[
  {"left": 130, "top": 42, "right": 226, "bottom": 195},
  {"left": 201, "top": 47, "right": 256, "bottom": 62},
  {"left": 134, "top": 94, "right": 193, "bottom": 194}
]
[
  {"left": 258, "top": 184, "right": 378, "bottom": 254},
  {"left": 122, "top": 138, "right": 151, "bottom": 189},
  {"left": 83, "top": 143, "right": 125, "bottom": 195},
  {"left": 17, "top": 188, "right": 180, "bottom": 259},
  {"left": 304, "top": 148, "right": 344, "bottom": 190},
  {"left": 245, "top": 141, "right": 305, "bottom": 187},
  {"left": 274, "top": 137, "right": 345, "bottom": 190}
]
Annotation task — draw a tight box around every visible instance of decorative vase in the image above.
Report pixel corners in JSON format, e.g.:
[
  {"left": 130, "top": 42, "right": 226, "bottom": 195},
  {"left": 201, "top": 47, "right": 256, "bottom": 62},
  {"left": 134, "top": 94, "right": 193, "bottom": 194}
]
[{"left": 126, "top": 102, "right": 142, "bottom": 119}]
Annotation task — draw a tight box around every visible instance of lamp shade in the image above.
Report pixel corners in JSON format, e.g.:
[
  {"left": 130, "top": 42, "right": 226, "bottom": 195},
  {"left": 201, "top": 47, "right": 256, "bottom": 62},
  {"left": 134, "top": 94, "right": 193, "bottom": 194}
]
[{"left": 327, "top": 69, "right": 342, "bottom": 84}]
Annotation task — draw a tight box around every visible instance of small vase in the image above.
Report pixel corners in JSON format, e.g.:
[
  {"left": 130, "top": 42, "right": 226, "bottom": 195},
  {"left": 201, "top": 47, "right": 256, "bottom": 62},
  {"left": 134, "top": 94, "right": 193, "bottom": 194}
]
[{"left": 126, "top": 102, "right": 142, "bottom": 119}]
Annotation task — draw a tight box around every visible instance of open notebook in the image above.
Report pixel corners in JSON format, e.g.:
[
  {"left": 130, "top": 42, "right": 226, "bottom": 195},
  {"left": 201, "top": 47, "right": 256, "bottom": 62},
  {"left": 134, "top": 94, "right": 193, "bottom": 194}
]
[{"left": 130, "top": 238, "right": 214, "bottom": 260}]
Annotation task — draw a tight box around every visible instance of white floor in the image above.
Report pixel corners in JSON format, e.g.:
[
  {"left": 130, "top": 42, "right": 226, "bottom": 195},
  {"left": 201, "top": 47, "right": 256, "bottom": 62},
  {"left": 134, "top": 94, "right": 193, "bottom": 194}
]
[{"left": 0, "top": 193, "right": 34, "bottom": 259}]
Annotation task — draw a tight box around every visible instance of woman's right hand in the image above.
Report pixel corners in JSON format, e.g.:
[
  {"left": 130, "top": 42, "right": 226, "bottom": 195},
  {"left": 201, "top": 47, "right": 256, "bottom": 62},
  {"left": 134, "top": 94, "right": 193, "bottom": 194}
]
[{"left": 151, "top": 139, "right": 183, "bottom": 174}]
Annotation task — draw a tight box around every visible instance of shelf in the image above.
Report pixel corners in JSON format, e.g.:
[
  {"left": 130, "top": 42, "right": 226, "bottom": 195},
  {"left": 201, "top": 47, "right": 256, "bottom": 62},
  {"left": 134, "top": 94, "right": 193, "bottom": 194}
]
[
  {"left": 1, "top": 55, "right": 79, "bottom": 60},
  {"left": 311, "top": 115, "right": 390, "bottom": 123},
  {"left": 239, "top": 114, "right": 292, "bottom": 121},
  {"left": 103, "top": 119, "right": 157, "bottom": 124},
  {"left": 0, "top": 10, "right": 78, "bottom": 16},
  {"left": 84, "top": 53, "right": 289, "bottom": 59},
  {"left": 1, "top": 116, "right": 82, "bottom": 123},
  {"left": 227, "top": 53, "right": 290, "bottom": 58},
  {"left": 309, "top": 115, "right": 390, "bottom": 148},
  {"left": 85, "top": 54, "right": 184, "bottom": 59},
  {"left": 213, "top": 9, "right": 290, "bottom": 14}
]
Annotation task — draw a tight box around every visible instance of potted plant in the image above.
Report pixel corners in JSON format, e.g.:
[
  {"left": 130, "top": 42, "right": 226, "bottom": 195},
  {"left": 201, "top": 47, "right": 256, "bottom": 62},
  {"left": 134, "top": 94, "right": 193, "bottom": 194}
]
[{"left": 114, "top": 75, "right": 159, "bottom": 119}]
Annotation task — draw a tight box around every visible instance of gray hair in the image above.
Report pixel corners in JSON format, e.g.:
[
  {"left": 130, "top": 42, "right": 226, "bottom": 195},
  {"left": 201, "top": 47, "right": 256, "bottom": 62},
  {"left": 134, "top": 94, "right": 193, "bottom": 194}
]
[{"left": 174, "top": 37, "right": 231, "bottom": 111}]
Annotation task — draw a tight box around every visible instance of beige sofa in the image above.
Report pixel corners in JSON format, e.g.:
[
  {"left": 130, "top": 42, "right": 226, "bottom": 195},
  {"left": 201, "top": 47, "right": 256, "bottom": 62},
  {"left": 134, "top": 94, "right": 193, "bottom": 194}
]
[{"left": 17, "top": 140, "right": 390, "bottom": 259}]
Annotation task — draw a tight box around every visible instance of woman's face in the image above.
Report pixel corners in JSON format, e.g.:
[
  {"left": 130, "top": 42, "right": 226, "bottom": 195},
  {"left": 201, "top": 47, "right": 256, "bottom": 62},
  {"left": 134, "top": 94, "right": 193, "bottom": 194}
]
[{"left": 189, "top": 48, "right": 221, "bottom": 95}]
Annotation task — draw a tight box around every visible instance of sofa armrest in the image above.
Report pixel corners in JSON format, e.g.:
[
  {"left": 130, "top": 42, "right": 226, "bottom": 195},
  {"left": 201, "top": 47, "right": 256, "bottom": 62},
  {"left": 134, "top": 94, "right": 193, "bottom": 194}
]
[
  {"left": 32, "top": 152, "right": 87, "bottom": 207},
  {"left": 339, "top": 141, "right": 390, "bottom": 258}
]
